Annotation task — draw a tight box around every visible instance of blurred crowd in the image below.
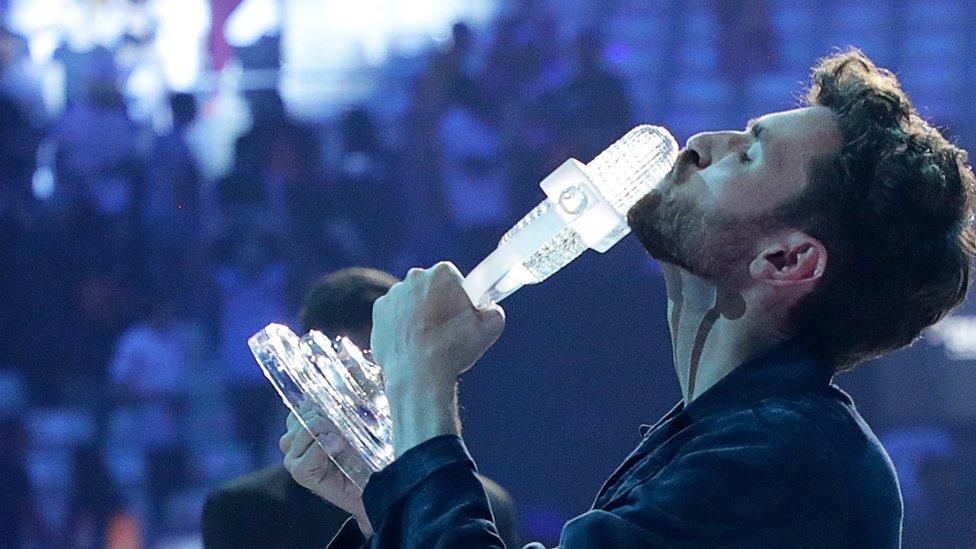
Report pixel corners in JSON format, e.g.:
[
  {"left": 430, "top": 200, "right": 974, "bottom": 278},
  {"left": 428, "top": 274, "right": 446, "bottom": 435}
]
[
  {"left": 0, "top": 4, "right": 642, "bottom": 545},
  {"left": 2, "top": 0, "right": 976, "bottom": 546}
]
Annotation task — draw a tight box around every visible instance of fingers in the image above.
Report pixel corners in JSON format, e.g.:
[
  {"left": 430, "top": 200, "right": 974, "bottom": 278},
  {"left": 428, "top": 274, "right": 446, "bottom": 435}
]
[
  {"left": 398, "top": 262, "right": 464, "bottom": 291},
  {"left": 432, "top": 260, "right": 462, "bottom": 279},
  {"left": 290, "top": 435, "right": 332, "bottom": 472},
  {"left": 280, "top": 412, "right": 302, "bottom": 454},
  {"left": 280, "top": 409, "right": 327, "bottom": 454},
  {"left": 282, "top": 410, "right": 345, "bottom": 458},
  {"left": 477, "top": 303, "right": 506, "bottom": 341},
  {"left": 279, "top": 429, "right": 293, "bottom": 454},
  {"left": 282, "top": 414, "right": 353, "bottom": 490},
  {"left": 285, "top": 425, "right": 315, "bottom": 461}
]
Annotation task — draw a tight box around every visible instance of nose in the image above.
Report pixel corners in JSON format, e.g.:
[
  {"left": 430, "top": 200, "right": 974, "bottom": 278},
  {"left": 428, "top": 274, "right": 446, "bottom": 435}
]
[
  {"left": 685, "top": 133, "right": 711, "bottom": 169},
  {"left": 685, "top": 130, "right": 748, "bottom": 169}
]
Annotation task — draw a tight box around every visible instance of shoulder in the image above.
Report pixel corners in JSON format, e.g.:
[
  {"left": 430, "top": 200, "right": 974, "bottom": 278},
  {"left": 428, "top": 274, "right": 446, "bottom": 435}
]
[
  {"left": 203, "top": 466, "right": 290, "bottom": 523},
  {"left": 692, "top": 393, "right": 902, "bottom": 511},
  {"left": 702, "top": 391, "right": 879, "bottom": 452},
  {"left": 203, "top": 466, "right": 349, "bottom": 548},
  {"left": 599, "top": 394, "right": 902, "bottom": 545},
  {"left": 672, "top": 393, "right": 898, "bottom": 491},
  {"left": 753, "top": 391, "right": 898, "bottom": 476}
]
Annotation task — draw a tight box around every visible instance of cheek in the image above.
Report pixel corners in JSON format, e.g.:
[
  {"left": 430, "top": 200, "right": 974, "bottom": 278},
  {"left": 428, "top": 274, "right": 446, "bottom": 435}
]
[
  {"left": 698, "top": 166, "right": 782, "bottom": 218},
  {"left": 691, "top": 167, "right": 726, "bottom": 211}
]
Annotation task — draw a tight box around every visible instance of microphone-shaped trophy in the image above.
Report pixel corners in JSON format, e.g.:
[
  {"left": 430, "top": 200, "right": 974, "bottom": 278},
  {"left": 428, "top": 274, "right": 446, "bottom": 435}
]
[{"left": 249, "top": 125, "right": 678, "bottom": 488}]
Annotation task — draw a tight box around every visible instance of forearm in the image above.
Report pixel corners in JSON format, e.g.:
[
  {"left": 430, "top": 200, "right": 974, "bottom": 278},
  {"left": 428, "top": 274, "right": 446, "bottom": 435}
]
[{"left": 388, "top": 377, "right": 461, "bottom": 458}]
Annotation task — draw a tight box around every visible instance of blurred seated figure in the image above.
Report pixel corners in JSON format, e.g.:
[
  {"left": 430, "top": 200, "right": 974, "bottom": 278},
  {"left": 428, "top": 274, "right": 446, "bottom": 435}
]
[
  {"left": 108, "top": 287, "right": 205, "bottom": 452},
  {"left": 543, "top": 28, "right": 633, "bottom": 163},
  {"left": 53, "top": 79, "right": 144, "bottom": 222},
  {"left": 109, "top": 291, "right": 192, "bottom": 401},
  {"left": 213, "top": 227, "right": 288, "bottom": 467},
  {"left": 437, "top": 78, "right": 511, "bottom": 270},
  {"left": 202, "top": 268, "right": 520, "bottom": 548},
  {"left": 144, "top": 92, "right": 202, "bottom": 266},
  {"left": 324, "top": 107, "right": 400, "bottom": 268},
  {"left": 216, "top": 90, "right": 323, "bottom": 235}
]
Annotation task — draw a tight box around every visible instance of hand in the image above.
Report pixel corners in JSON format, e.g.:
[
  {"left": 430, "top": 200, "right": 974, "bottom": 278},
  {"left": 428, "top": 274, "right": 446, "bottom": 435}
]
[
  {"left": 371, "top": 261, "right": 505, "bottom": 392},
  {"left": 370, "top": 262, "right": 505, "bottom": 455},
  {"left": 280, "top": 409, "right": 372, "bottom": 535}
]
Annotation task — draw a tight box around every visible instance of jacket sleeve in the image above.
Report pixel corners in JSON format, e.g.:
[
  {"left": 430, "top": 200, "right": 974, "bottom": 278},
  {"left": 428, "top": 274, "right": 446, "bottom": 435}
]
[
  {"left": 349, "top": 411, "right": 859, "bottom": 549},
  {"left": 356, "top": 435, "right": 506, "bottom": 549}
]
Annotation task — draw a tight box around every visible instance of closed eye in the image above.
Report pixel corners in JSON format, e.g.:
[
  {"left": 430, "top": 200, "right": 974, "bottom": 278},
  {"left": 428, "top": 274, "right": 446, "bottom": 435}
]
[{"left": 739, "top": 151, "right": 751, "bottom": 163}]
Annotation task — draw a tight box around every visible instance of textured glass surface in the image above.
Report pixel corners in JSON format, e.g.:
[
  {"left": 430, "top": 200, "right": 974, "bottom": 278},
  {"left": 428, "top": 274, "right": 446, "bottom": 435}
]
[
  {"left": 587, "top": 125, "right": 678, "bottom": 216},
  {"left": 499, "top": 125, "right": 677, "bottom": 284},
  {"left": 520, "top": 226, "right": 588, "bottom": 283},
  {"left": 249, "top": 324, "right": 394, "bottom": 489}
]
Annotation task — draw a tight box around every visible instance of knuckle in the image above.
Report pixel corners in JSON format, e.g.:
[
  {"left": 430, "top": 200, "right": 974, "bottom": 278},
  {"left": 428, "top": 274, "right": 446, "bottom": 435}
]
[
  {"left": 432, "top": 261, "right": 460, "bottom": 283},
  {"left": 371, "top": 299, "right": 386, "bottom": 320},
  {"left": 307, "top": 417, "right": 328, "bottom": 434}
]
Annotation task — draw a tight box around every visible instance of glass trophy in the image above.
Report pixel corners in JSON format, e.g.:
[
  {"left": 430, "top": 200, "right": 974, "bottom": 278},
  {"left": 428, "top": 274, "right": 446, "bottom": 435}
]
[
  {"left": 250, "top": 124, "right": 678, "bottom": 488},
  {"left": 249, "top": 324, "right": 393, "bottom": 489}
]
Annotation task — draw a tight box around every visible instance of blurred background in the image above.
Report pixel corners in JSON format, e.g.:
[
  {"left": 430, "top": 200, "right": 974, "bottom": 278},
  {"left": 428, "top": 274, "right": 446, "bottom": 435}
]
[{"left": 1, "top": 0, "right": 975, "bottom": 546}]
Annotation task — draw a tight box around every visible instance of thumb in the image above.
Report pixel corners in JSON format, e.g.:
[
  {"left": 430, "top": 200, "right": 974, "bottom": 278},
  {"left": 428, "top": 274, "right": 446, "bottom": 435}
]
[{"left": 476, "top": 303, "right": 506, "bottom": 341}]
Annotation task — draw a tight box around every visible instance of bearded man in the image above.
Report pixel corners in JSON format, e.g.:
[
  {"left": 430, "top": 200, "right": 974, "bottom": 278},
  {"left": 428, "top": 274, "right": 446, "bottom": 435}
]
[{"left": 280, "top": 49, "right": 976, "bottom": 548}]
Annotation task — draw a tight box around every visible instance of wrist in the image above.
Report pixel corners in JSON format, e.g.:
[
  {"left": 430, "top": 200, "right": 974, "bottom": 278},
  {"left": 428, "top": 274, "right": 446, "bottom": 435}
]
[
  {"left": 387, "top": 377, "right": 459, "bottom": 457},
  {"left": 355, "top": 514, "right": 373, "bottom": 536}
]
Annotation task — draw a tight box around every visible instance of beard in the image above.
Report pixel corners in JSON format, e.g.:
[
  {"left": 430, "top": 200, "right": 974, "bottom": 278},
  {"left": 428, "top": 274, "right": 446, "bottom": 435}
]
[{"left": 627, "top": 184, "right": 759, "bottom": 282}]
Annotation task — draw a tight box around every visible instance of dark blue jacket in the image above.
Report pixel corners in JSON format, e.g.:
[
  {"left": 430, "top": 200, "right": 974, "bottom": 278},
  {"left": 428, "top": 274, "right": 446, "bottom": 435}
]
[{"left": 330, "top": 342, "right": 903, "bottom": 548}]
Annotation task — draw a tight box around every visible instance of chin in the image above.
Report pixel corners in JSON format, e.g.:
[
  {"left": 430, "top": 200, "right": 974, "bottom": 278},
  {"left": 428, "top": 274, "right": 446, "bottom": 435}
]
[
  {"left": 627, "top": 188, "right": 718, "bottom": 278},
  {"left": 628, "top": 193, "right": 689, "bottom": 270}
]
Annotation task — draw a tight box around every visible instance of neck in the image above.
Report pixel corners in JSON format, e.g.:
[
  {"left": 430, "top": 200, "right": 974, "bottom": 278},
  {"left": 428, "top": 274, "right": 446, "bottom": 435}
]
[{"left": 662, "top": 264, "right": 780, "bottom": 404}]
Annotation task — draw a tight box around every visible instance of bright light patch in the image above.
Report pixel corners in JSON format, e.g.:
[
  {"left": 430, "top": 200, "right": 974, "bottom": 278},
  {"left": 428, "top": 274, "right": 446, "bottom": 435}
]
[
  {"left": 277, "top": 0, "right": 497, "bottom": 114},
  {"left": 928, "top": 315, "right": 976, "bottom": 361},
  {"left": 225, "top": 0, "right": 282, "bottom": 48},
  {"left": 32, "top": 167, "right": 55, "bottom": 201},
  {"left": 149, "top": 0, "right": 211, "bottom": 91},
  {"left": 9, "top": 0, "right": 211, "bottom": 109}
]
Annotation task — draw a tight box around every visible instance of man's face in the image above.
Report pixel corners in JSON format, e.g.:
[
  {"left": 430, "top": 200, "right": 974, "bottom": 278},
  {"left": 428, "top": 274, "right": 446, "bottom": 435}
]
[{"left": 628, "top": 106, "right": 842, "bottom": 282}]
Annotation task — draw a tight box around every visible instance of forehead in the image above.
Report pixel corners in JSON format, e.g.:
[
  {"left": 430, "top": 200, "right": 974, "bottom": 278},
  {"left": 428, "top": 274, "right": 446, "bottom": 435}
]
[
  {"left": 711, "top": 106, "right": 841, "bottom": 217},
  {"left": 746, "top": 107, "right": 841, "bottom": 210},
  {"left": 756, "top": 106, "right": 841, "bottom": 172}
]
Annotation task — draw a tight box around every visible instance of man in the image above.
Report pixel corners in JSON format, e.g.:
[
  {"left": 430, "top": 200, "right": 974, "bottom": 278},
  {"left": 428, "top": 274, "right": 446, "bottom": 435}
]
[
  {"left": 281, "top": 50, "right": 976, "bottom": 547},
  {"left": 204, "top": 268, "right": 520, "bottom": 548}
]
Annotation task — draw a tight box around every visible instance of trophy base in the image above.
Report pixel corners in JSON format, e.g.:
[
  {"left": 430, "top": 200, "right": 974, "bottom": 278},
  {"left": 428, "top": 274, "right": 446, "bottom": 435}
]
[{"left": 249, "top": 323, "right": 394, "bottom": 489}]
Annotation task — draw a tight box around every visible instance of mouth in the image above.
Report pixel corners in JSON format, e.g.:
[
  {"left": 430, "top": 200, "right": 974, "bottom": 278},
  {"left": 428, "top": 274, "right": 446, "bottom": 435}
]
[{"left": 661, "top": 149, "right": 700, "bottom": 189}]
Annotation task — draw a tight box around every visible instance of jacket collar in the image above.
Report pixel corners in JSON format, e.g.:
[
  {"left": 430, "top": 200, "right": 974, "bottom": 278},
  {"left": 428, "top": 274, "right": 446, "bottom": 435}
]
[{"left": 679, "top": 340, "right": 836, "bottom": 422}]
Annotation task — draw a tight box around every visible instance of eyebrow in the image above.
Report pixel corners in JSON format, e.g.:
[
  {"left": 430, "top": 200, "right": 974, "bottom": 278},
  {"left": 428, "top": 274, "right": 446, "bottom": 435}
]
[{"left": 746, "top": 117, "right": 766, "bottom": 143}]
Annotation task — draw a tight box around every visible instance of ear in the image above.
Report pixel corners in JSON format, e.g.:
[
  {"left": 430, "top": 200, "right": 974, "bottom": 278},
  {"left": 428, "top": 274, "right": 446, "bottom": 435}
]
[{"left": 748, "top": 231, "right": 827, "bottom": 288}]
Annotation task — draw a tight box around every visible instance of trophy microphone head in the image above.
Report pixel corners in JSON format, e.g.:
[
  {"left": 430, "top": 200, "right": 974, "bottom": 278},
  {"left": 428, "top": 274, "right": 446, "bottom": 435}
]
[
  {"left": 463, "top": 125, "right": 678, "bottom": 305},
  {"left": 585, "top": 125, "right": 680, "bottom": 215}
]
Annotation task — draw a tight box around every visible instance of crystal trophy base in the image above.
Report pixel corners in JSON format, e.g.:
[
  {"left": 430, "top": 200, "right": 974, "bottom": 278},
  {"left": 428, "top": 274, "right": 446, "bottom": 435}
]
[{"left": 249, "top": 323, "right": 394, "bottom": 489}]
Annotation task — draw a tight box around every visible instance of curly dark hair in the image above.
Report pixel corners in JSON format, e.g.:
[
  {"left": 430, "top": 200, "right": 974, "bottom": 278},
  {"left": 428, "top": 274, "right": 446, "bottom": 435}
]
[{"left": 778, "top": 48, "right": 976, "bottom": 370}]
